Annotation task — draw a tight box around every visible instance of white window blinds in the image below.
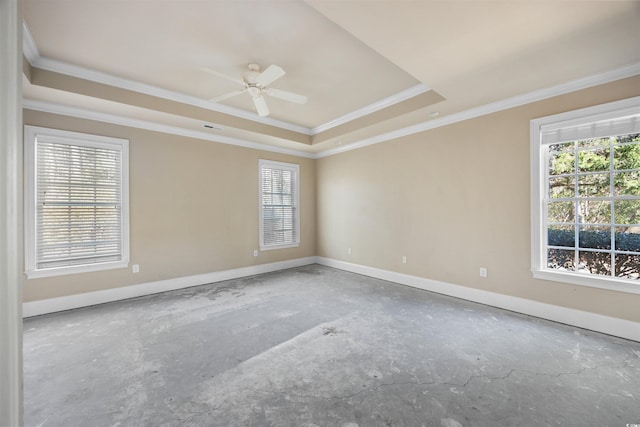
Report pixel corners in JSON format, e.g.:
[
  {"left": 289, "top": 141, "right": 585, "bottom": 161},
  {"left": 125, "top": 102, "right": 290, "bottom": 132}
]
[
  {"left": 25, "top": 126, "right": 129, "bottom": 278},
  {"left": 259, "top": 160, "right": 300, "bottom": 249},
  {"left": 541, "top": 111, "right": 640, "bottom": 145}
]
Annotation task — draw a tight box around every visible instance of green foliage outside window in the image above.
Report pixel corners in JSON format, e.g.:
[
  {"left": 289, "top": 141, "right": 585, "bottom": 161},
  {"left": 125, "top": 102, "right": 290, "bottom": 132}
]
[{"left": 546, "top": 134, "right": 640, "bottom": 279}]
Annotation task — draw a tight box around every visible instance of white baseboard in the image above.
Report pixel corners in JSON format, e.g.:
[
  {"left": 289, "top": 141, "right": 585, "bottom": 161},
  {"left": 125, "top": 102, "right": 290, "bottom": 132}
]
[
  {"left": 24, "top": 255, "right": 640, "bottom": 342},
  {"left": 315, "top": 257, "right": 640, "bottom": 343},
  {"left": 22, "top": 256, "right": 317, "bottom": 318}
]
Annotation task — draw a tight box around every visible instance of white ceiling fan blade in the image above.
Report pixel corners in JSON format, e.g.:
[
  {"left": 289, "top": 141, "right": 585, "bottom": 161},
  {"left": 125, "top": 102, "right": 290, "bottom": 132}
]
[
  {"left": 256, "top": 64, "right": 285, "bottom": 87},
  {"left": 265, "top": 88, "right": 307, "bottom": 105},
  {"left": 209, "top": 89, "right": 246, "bottom": 103},
  {"left": 200, "top": 67, "right": 245, "bottom": 87},
  {"left": 252, "top": 95, "right": 270, "bottom": 117}
]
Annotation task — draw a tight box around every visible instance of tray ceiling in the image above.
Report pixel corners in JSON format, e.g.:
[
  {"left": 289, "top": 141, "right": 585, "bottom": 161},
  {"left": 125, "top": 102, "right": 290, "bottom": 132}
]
[{"left": 22, "top": 0, "right": 640, "bottom": 156}]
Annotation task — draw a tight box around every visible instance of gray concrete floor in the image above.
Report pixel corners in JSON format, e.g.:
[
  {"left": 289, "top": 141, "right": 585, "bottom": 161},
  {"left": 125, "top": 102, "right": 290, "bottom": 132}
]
[{"left": 23, "top": 265, "right": 640, "bottom": 427}]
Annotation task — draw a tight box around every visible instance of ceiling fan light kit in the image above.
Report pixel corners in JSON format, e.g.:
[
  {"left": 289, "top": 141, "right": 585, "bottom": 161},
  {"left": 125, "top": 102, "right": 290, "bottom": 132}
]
[{"left": 202, "top": 63, "right": 308, "bottom": 117}]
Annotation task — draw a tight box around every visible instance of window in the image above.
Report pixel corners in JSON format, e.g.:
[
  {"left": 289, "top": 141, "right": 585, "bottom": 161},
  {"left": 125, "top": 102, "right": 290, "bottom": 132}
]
[
  {"left": 531, "top": 97, "right": 640, "bottom": 293},
  {"left": 24, "top": 126, "right": 129, "bottom": 278},
  {"left": 259, "top": 159, "right": 299, "bottom": 250}
]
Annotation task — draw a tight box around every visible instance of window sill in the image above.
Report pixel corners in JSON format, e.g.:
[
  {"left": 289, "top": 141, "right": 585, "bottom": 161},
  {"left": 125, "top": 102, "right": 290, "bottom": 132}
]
[
  {"left": 25, "top": 260, "right": 129, "bottom": 279},
  {"left": 532, "top": 269, "right": 640, "bottom": 295},
  {"left": 259, "top": 243, "right": 300, "bottom": 251}
]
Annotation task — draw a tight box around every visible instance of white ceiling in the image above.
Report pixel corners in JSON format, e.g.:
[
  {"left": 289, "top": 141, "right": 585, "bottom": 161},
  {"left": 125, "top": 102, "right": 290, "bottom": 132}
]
[{"left": 22, "top": 0, "right": 640, "bottom": 156}]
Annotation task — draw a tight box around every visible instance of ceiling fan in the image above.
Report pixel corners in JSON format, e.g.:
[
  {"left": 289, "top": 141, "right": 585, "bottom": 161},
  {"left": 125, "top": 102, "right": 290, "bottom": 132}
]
[{"left": 201, "top": 63, "right": 307, "bottom": 117}]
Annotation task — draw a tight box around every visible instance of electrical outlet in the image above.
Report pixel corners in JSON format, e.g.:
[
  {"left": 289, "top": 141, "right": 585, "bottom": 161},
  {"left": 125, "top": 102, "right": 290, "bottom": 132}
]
[
  {"left": 253, "top": 250, "right": 258, "bottom": 257},
  {"left": 479, "top": 267, "right": 488, "bottom": 278},
  {"left": 347, "top": 248, "right": 352, "bottom": 255},
  {"left": 402, "top": 256, "right": 407, "bottom": 264},
  {"left": 132, "top": 264, "right": 140, "bottom": 273}
]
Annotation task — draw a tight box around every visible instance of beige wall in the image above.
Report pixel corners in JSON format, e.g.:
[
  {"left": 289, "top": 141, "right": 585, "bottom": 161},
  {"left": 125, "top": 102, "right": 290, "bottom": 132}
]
[
  {"left": 23, "top": 77, "right": 640, "bottom": 324},
  {"left": 23, "top": 110, "right": 316, "bottom": 302},
  {"left": 317, "top": 76, "right": 640, "bottom": 323}
]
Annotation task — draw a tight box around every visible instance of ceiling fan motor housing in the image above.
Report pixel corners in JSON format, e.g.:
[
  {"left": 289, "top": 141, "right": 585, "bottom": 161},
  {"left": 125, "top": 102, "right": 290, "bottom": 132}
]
[{"left": 247, "top": 85, "right": 262, "bottom": 97}]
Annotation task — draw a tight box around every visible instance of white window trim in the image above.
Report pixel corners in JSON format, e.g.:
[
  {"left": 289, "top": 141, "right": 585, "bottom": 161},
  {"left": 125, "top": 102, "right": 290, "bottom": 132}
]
[
  {"left": 530, "top": 96, "right": 640, "bottom": 294},
  {"left": 24, "top": 125, "right": 130, "bottom": 279},
  {"left": 259, "top": 159, "right": 300, "bottom": 251}
]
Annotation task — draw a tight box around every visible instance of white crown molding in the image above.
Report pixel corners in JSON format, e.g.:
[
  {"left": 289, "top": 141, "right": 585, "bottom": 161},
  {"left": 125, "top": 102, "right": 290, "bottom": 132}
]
[
  {"left": 23, "top": 99, "right": 316, "bottom": 159},
  {"left": 27, "top": 54, "right": 434, "bottom": 139},
  {"left": 23, "top": 60, "right": 640, "bottom": 161},
  {"left": 311, "top": 83, "right": 431, "bottom": 134},
  {"left": 23, "top": 257, "right": 317, "bottom": 317},
  {"left": 22, "top": 20, "right": 39, "bottom": 64},
  {"left": 20, "top": 18, "right": 309, "bottom": 134},
  {"left": 315, "top": 257, "right": 640, "bottom": 342},
  {"left": 30, "top": 56, "right": 313, "bottom": 135},
  {"left": 317, "top": 62, "right": 640, "bottom": 158},
  {"left": 21, "top": 17, "right": 640, "bottom": 159},
  {"left": 21, "top": 21, "right": 433, "bottom": 139}
]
